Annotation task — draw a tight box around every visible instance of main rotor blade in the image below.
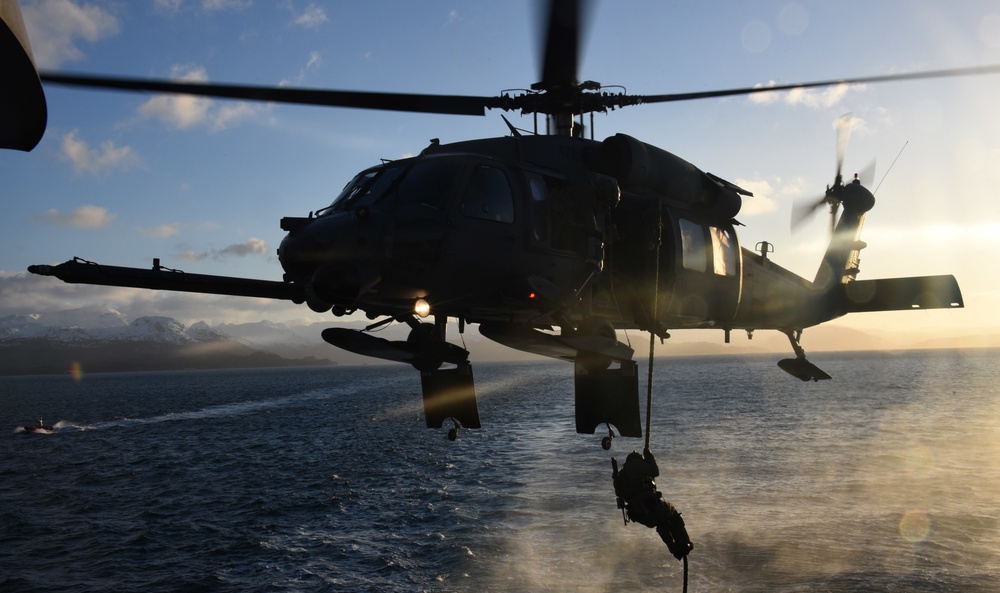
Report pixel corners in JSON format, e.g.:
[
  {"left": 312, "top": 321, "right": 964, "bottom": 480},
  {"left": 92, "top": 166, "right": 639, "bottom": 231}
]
[
  {"left": 39, "top": 72, "right": 501, "bottom": 116},
  {"left": 835, "top": 113, "right": 853, "bottom": 181},
  {"left": 636, "top": 63, "right": 1000, "bottom": 104},
  {"left": 536, "top": 0, "right": 592, "bottom": 90},
  {"left": 858, "top": 159, "right": 877, "bottom": 189}
]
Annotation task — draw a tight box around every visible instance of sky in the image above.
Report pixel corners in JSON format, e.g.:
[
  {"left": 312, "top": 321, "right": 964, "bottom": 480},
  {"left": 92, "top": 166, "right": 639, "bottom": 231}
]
[{"left": 2, "top": 0, "right": 1000, "bottom": 347}]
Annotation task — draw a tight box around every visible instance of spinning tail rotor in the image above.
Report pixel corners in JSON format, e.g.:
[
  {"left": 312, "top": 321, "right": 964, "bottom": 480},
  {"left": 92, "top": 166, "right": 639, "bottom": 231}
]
[{"left": 792, "top": 114, "right": 875, "bottom": 234}]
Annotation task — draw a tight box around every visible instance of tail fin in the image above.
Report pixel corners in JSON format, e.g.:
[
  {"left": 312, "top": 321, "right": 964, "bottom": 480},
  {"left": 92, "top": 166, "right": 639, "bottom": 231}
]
[{"left": 813, "top": 177, "right": 874, "bottom": 290}]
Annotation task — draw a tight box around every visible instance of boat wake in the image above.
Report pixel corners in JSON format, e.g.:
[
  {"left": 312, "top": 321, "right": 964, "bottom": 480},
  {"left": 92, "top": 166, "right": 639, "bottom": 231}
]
[{"left": 56, "top": 388, "right": 336, "bottom": 432}]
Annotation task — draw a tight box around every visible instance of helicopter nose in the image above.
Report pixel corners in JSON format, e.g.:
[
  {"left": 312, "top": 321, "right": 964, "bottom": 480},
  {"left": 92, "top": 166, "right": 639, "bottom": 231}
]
[{"left": 278, "top": 213, "right": 383, "bottom": 312}]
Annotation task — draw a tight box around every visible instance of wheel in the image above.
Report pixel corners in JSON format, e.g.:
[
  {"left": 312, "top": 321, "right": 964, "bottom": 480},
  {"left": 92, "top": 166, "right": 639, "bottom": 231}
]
[
  {"left": 601, "top": 436, "right": 613, "bottom": 450},
  {"left": 448, "top": 428, "right": 458, "bottom": 441}
]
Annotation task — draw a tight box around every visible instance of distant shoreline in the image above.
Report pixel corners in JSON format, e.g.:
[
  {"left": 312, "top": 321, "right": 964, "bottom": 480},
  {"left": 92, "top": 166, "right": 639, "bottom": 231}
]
[{"left": 2, "top": 341, "right": 995, "bottom": 378}]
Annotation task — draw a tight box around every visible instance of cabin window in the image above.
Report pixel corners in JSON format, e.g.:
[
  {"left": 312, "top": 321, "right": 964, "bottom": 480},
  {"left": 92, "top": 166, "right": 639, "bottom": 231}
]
[
  {"left": 679, "top": 218, "right": 707, "bottom": 272},
  {"left": 394, "top": 159, "right": 461, "bottom": 210},
  {"left": 546, "top": 177, "right": 592, "bottom": 253},
  {"left": 709, "top": 226, "right": 737, "bottom": 276},
  {"left": 462, "top": 165, "right": 514, "bottom": 223},
  {"left": 526, "top": 173, "right": 549, "bottom": 242}
]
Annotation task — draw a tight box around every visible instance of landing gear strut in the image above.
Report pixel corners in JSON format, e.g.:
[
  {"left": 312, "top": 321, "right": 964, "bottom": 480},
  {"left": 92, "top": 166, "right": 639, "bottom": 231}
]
[
  {"left": 777, "top": 330, "right": 832, "bottom": 381},
  {"left": 601, "top": 423, "right": 616, "bottom": 450}
]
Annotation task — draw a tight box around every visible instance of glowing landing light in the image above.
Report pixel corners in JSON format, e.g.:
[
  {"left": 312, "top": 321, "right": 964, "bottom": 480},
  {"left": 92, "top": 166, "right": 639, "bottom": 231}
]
[{"left": 414, "top": 298, "right": 431, "bottom": 318}]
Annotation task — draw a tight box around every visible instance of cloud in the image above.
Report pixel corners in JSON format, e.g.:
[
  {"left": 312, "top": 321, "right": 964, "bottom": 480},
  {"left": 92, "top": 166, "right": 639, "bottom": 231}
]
[
  {"left": 155, "top": 0, "right": 255, "bottom": 15},
  {"left": 733, "top": 179, "right": 779, "bottom": 216},
  {"left": 137, "top": 223, "right": 183, "bottom": 238},
  {"left": 748, "top": 82, "right": 856, "bottom": 108},
  {"left": 60, "top": 130, "right": 141, "bottom": 175},
  {"left": 34, "top": 205, "right": 116, "bottom": 229},
  {"left": 137, "top": 66, "right": 213, "bottom": 129},
  {"left": 179, "top": 238, "right": 268, "bottom": 261},
  {"left": 21, "top": 0, "right": 120, "bottom": 68},
  {"left": 203, "top": 0, "right": 252, "bottom": 11},
  {"left": 279, "top": 51, "right": 323, "bottom": 87},
  {"left": 306, "top": 50, "right": 321, "bottom": 70},
  {"left": 218, "top": 238, "right": 268, "bottom": 257},
  {"left": 211, "top": 101, "right": 264, "bottom": 130},
  {"left": 137, "top": 65, "right": 267, "bottom": 131},
  {"left": 153, "top": 0, "right": 183, "bottom": 13},
  {"left": 291, "top": 3, "right": 327, "bottom": 28},
  {"left": 734, "top": 176, "right": 811, "bottom": 216}
]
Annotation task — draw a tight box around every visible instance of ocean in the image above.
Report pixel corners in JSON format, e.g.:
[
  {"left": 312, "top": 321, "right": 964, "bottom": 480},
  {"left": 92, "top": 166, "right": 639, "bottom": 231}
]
[{"left": 1, "top": 349, "right": 998, "bottom": 592}]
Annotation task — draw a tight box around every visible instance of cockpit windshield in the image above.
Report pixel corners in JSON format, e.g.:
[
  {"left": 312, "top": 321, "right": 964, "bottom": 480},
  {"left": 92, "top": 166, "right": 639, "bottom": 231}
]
[
  {"left": 318, "top": 157, "right": 463, "bottom": 216},
  {"left": 319, "top": 164, "right": 405, "bottom": 216}
]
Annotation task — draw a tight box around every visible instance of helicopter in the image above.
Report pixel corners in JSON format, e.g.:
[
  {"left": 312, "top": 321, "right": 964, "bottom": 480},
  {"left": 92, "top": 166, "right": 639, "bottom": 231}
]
[{"left": 1, "top": 0, "right": 981, "bottom": 442}]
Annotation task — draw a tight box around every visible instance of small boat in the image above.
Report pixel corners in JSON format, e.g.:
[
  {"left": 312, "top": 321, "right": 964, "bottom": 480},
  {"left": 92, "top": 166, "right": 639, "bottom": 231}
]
[{"left": 21, "top": 419, "right": 54, "bottom": 433}]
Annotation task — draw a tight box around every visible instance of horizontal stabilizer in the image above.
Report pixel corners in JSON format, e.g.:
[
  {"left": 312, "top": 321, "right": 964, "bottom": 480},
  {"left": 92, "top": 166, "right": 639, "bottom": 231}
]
[{"left": 844, "top": 275, "right": 963, "bottom": 313}]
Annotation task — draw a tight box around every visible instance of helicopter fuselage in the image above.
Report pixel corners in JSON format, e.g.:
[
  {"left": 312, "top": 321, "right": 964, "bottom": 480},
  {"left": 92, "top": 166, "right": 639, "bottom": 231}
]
[{"left": 276, "top": 133, "right": 766, "bottom": 336}]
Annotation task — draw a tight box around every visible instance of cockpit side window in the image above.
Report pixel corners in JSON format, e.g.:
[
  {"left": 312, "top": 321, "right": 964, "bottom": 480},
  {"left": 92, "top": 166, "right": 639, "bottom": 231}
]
[{"left": 461, "top": 165, "right": 514, "bottom": 223}]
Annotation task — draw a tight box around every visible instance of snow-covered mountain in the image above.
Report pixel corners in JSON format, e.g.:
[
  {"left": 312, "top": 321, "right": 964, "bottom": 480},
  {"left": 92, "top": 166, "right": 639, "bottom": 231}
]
[
  {"left": 0, "top": 308, "right": 335, "bottom": 375},
  {"left": 0, "top": 307, "right": 226, "bottom": 344}
]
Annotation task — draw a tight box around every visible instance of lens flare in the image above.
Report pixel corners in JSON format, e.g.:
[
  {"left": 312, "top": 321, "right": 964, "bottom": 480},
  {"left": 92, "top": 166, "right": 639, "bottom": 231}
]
[
  {"left": 69, "top": 361, "right": 83, "bottom": 382},
  {"left": 899, "top": 509, "right": 931, "bottom": 542}
]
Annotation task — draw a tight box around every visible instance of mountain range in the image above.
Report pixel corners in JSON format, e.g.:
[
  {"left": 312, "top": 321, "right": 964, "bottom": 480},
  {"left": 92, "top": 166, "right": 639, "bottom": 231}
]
[
  {"left": 0, "top": 306, "right": 995, "bottom": 376},
  {"left": 0, "top": 307, "right": 334, "bottom": 376}
]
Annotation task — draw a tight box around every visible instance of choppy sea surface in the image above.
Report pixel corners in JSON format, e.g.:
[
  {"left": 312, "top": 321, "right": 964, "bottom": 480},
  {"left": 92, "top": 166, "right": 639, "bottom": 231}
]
[{"left": 1, "top": 349, "right": 999, "bottom": 593}]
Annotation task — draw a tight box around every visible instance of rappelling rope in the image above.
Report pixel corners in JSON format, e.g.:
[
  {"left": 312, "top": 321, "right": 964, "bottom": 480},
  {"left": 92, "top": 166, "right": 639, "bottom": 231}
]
[
  {"left": 645, "top": 208, "right": 689, "bottom": 593},
  {"left": 644, "top": 207, "right": 662, "bottom": 452}
]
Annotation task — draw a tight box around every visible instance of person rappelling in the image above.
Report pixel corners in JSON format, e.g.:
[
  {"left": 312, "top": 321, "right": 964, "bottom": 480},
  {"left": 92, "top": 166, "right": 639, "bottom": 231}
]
[{"left": 612, "top": 447, "right": 693, "bottom": 560}]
